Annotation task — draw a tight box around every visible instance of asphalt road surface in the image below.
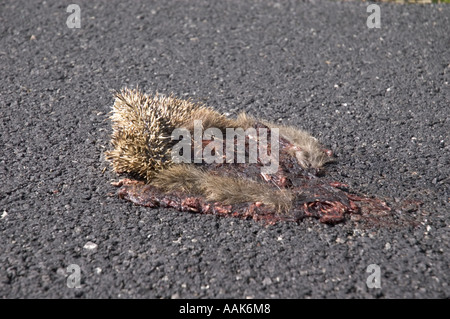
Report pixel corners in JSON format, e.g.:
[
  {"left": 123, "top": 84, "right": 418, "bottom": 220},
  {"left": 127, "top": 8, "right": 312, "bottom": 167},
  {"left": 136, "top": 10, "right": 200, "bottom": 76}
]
[{"left": 1, "top": 0, "right": 449, "bottom": 298}]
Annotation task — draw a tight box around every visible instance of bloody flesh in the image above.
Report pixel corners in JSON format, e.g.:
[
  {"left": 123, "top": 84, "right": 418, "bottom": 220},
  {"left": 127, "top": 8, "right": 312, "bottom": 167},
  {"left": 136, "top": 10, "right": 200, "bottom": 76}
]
[{"left": 112, "top": 122, "right": 418, "bottom": 226}]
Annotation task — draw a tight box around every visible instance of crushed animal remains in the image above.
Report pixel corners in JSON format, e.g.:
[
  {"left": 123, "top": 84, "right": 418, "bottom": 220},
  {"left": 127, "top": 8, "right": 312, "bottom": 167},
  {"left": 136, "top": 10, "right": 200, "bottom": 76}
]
[{"left": 106, "top": 88, "right": 420, "bottom": 227}]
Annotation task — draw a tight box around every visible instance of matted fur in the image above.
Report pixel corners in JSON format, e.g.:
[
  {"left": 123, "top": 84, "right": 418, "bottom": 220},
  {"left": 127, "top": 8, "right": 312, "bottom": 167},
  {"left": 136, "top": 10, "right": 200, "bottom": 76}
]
[{"left": 151, "top": 165, "right": 293, "bottom": 212}]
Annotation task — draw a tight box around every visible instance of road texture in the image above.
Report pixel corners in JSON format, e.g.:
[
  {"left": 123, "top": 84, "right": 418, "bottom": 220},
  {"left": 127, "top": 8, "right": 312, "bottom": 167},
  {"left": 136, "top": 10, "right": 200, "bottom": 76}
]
[{"left": 0, "top": 0, "right": 449, "bottom": 298}]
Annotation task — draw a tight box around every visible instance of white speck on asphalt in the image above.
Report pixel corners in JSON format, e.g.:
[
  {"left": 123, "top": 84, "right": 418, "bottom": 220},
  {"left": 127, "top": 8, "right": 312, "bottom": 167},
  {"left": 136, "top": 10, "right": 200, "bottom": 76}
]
[
  {"left": 262, "top": 277, "right": 272, "bottom": 286},
  {"left": 83, "top": 241, "right": 98, "bottom": 250}
]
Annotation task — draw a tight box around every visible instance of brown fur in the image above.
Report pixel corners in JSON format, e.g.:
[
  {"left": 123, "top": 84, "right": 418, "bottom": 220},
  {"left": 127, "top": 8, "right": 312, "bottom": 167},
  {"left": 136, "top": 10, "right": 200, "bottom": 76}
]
[{"left": 151, "top": 165, "right": 293, "bottom": 212}]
